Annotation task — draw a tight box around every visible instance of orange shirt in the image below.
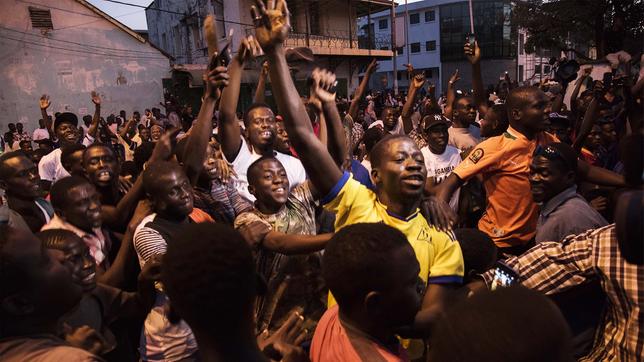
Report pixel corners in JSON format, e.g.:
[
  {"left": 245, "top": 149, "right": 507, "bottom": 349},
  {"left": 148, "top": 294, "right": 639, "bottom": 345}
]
[
  {"left": 310, "top": 305, "right": 408, "bottom": 362},
  {"left": 452, "top": 127, "right": 558, "bottom": 247}
]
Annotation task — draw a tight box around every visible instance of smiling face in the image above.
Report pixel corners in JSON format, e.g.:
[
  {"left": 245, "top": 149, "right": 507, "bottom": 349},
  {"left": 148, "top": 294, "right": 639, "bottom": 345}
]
[
  {"left": 529, "top": 155, "right": 574, "bottom": 204},
  {"left": 0, "top": 154, "right": 41, "bottom": 199},
  {"left": 59, "top": 183, "right": 103, "bottom": 232},
  {"left": 372, "top": 137, "right": 427, "bottom": 201},
  {"left": 83, "top": 145, "right": 119, "bottom": 188},
  {"left": 55, "top": 122, "right": 80, "bottom": 145},
  {"left": 274, "top": 121, "right": 291, "bottom": 154},
  {"left": 3, "top": 228, "right": 83, "bottom": 319},
  {"left": 152, "top": 169, "right": 194, "bottom": 220},
  {"left": 248, "top": 158, "right": 290, "bottom": 213},
  {"left": 150, "top": 125, "right": 162, "bottom": 141},
  {"left": 381, "top": 108, "right": 396, "bottom": 131},
  {"left": 245, "top": 107, "right": 276, "bottom": 150},
  {"left": 48, "top": 235, "right": 97, "bottom": 293}
]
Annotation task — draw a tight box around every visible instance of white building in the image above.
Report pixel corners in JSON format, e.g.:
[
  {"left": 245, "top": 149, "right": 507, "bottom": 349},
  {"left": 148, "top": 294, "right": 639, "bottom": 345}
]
[
  {"left": 359, "top": 0, "right": 443, "bottom": 94},
  {"left": 0, "top": 0, "right": 172, "bottom": 135}
]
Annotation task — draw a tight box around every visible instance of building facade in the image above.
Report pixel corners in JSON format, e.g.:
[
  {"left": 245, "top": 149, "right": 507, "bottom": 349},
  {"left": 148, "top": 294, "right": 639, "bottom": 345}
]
[
  {"left": 146, "top": 0, "right": 394, "bottom": 110},
  {"left": 0, "top": 0, "right": 171, "bottom": 135},
  {"left": 360, "top": 0, "right": 519, "bottom": 96}
]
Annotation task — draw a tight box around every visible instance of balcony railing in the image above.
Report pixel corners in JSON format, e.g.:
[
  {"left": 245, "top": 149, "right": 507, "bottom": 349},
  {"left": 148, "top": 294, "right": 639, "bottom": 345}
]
[{"left": 244, "top": 28, "right": 391, "bottom": 51}]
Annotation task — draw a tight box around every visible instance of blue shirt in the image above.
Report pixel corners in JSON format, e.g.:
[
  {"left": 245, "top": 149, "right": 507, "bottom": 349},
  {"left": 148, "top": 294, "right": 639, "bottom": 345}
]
[{"left": 536, "top": 186, "right": 608, "bottom": 243}]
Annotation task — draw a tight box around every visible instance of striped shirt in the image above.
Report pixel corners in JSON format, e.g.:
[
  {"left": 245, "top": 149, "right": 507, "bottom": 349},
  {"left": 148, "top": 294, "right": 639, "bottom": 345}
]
[
  {"left": 483, "top": 225, "right": 643, "bottom": 361},
  {"left": 133, "top": 213, "right": 198, "bottom": 361}
]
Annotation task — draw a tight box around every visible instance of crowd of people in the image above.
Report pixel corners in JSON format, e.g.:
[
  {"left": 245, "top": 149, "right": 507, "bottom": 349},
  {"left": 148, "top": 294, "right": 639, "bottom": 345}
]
[{"left": 1, "top": 1, "right": 642, "bottom": 361}]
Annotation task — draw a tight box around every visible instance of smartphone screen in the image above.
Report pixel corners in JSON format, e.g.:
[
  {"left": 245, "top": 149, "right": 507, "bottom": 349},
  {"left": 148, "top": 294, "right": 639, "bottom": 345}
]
[{"left": 490, "top": 261, "right": 519, "bottom": 290}]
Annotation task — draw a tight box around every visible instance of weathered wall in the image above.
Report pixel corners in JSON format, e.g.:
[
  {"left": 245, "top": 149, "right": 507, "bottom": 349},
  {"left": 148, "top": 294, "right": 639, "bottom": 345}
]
[{"left": 0, "top": 0, "right": 170, "bottom": 135}]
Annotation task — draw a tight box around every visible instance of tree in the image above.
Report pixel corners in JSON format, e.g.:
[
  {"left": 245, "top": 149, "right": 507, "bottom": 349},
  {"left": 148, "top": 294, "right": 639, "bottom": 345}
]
[{"left": 513, "top": 0, "right": 643, "bottom": 59}]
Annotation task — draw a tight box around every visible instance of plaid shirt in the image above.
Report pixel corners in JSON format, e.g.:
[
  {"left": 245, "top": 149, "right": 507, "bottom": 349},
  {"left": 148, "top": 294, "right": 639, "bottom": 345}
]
[{"left": 483, "top": 225, "right": 643, "bottom": 361}]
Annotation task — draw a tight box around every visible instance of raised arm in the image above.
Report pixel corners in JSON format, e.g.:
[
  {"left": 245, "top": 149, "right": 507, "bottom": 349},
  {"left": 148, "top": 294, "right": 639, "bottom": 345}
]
[
  {"left": 87, "top": 91, "right": 101, "bottom": 140},
  {"left": 570, "top": 66, "right": 592, "bottom": 117},
  {"left": 38, "top": 94, "right": 55, "bottom": 139},
  {"left": 219, "top": 36, "right": 263, "bottom": 161},
  {"left": 465, "top": 40, "right": 488, "bottom": 117},
  {"left": 182, "top": 63, "right": 229, "bottom": 185},
  {"left": 348, "top": 59, "right": 377, "bottom": 121},
  {"left": 311, "top": 68, "right": 346, "bottom": 166},
  {"left": 262, "top": 231, "right": 332, "bottom": 255},
  {"left": 252, "top": 0, "right": 342, "bottom": 195},
  {"left": 402, "top": 73, "right": 425, "bottom": 133},
  {"left": 98, "top": 201, "right": 152, "bottom": 288},
  {"left": 444, "top": 70, "right": 460, "bottom": 120},
  {"left": 254, "top": 60, "right": 269, "bottom": 104},
  {"left": 572, "top": 97, "right": 599, "bottom": 154}
]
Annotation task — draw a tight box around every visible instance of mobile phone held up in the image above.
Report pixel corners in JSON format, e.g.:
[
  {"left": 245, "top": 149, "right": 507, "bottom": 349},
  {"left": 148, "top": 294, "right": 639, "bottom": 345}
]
[
  {"left": 490, "top": 261, "right": 519, "bottom": 291},
  {"left": 466, "top": 33, "right": 476, "bottom": 48},
  {"left": 208, "top": 41, "right": 232, "bottom": 70}
]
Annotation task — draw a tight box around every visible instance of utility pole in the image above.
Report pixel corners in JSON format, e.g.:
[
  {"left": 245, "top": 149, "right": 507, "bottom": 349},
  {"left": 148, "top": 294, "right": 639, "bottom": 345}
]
[
  {"left": 405, "top": 0, "right": 409, "bottom": 76},
  {"left": 391, "top": 0, "right": 397, "bottom": 95}
]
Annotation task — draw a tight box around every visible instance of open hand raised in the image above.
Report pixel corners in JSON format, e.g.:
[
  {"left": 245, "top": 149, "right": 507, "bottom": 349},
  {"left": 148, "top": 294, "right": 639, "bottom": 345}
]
[
  {"left": 251, "top": 0, "right": 291, "bottom": 51},
  {"left": 90, "top": 91, "right": 101, "bottom": 106}
]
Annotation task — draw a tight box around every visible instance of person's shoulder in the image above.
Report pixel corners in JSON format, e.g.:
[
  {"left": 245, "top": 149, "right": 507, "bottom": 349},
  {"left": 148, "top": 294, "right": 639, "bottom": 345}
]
[
  {"left": 133, "top": 214, "right": 158, "bottom": 235},
  {"left": 39, "top": 148, "right": 60, "bottom": 162},
  {"left": 0, "top": 336, "right": 103, "bottom": 362},
  {"left": 275, "top": 151, "right": 305, "bottom": 170}
]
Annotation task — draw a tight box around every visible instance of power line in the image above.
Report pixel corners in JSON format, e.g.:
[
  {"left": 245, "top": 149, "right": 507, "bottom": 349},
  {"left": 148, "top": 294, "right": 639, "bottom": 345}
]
[
  {"left": 102, "top": 0, "right": 256, "bottom": 27},
  {"left": 0, "top": 26, "right": 162, "bottom": 54},
  {"left": 0, "top": 34, "right": 167, "bottom": 60}
]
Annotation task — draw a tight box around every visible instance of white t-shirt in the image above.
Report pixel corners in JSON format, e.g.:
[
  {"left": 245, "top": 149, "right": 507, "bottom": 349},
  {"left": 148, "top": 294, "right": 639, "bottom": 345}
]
[
  {"left": 38, "top": 135, "right": 94, "bottom": 183},
  {"left": 32, "top": 128, "right": 49, "bottom": 141},
  {"left": 421, "top": 145, "right": 462, "bottom": 211},
  {"left": 227, "top": 136, "right": 307, "bottom": 203},
  {"left": 448, "top": 125, "right": 481, "bottom": 150}
]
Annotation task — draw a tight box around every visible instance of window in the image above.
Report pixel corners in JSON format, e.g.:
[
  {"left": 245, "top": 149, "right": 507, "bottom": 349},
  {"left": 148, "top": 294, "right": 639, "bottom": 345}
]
[
  {"left": 161, "top": 33, "right": 168, "bottom": 50},
  {"left": 439, "top": 1, "right": 516, "bottom": 62},
  {"left": 29, "top": 6, "right": 53, "bottom": 29},
  {"left": 410, "top": 42, "right": 421, "bottom": 53},
  {"left": 519, "top": 34, "right": 525, "bottom": 54},
  {"left": 191, "top": 24, "right": 202, "bottom": 49},
  {"left": 518, "top": 65, "right": 524, "bottom": 82},
  {"left": 426, "top": 40, "right": 436, "bottom": 51},
  {"left": 425, "top": 10, "right": 435, "bottom": 22},
  {"left": 409, "top": 13, "right": 420, "bottom": 24},
  {"left": 396, "top": 46, "right": 404, "bottom": 55},
  {"left": 534, "top": 64, "right": 542, "bottom": 74},
  {"left": 397, "top": 71, "right": 404, "bottom": 80},
  {"left": 544, "top": 65, "right": 551, "bottom": 73},
  {"left": 379, "top": 19, "right": 388, "bottom": 30}
]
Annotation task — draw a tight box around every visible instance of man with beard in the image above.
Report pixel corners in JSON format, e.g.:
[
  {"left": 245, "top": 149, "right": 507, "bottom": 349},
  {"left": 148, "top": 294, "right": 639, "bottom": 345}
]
[
  {"left": 0, "top": 151, "right": 53, "bottom": 232},
  {"left": 37, "top": 93, "right": 99, "bottom": 190},
  {"left": 219, "top": 36, "right": 306, "bottom": 203}
]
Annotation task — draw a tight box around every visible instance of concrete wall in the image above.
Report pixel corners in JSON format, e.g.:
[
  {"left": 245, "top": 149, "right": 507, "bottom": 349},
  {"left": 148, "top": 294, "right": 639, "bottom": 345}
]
[{"left": 0, "top": 0, "right": 170, "bottom": 135}]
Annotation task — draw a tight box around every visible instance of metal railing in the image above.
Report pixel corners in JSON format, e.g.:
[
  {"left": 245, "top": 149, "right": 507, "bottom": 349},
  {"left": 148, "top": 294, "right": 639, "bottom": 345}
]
[{"left": 244, "top": 28, "right": 391, "bottom": 50}]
